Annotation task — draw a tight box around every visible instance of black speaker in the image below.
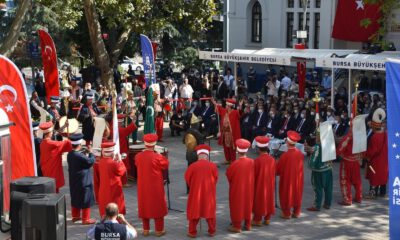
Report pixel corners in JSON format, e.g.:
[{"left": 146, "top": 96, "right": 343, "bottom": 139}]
[
  {"left": 10, "top": 177, "right": 56, "bottom": 240},
  {"left": 10, "top": 177, "right": 56, "bottom": 195},
  {"left": 22, "top": 194, "right": 66, "bottom": 240}
]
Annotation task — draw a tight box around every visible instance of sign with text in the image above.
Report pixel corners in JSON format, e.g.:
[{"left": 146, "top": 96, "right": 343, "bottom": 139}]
[
  {"left": 316, "top": 58, "right": 386, "bottom": 71},
  {"left": 198, "top": 51, "right": 291, "bottom": 66}
]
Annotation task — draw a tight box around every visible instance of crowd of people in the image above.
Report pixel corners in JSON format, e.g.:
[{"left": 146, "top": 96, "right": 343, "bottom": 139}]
[{"left": 28, "top": 62, "right": 388, "bottom": 238}]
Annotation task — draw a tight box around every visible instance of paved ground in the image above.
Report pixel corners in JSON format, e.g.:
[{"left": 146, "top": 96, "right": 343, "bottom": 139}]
[{"left": 1, "top": 123, "right": 389, "bottom": 239}]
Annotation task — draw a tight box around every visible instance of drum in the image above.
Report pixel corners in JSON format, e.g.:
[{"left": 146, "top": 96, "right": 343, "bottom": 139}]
[
  {"left": 128, "top": 145, "right": 169, "bottom": 181},
  {"left": 58, "top": 116, "right": 79, "bottom": 134}
]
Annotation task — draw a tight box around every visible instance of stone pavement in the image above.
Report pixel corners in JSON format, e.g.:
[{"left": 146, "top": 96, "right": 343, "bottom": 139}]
[{"left": 1, "top": 123, "right": 389, "bottom": 240}]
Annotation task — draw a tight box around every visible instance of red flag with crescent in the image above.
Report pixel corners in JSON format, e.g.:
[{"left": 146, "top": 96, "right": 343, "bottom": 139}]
[
  {"left": 38, "top": 29, "right": 59, "bottom": 103},
  {"left": 0, "top": 56, "right": 36, "bottom": 179}
]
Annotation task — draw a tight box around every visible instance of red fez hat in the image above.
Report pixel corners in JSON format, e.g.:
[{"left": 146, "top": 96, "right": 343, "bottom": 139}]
[
  {"left": 117, "top": 114, "right": 126, "bottom": 122},
  {"left": 101, "top": 142, "right": 116, "bottom": 153},
  {"left": 287, "top": 130, "right": 301, "bottom": 144},
  {"left": 255, "top": 136, "right": 270, "bottom": 148},
  {"left": 195, "top": 144, "right": 211, "bottom": 156},
  {"left": 143, "top": 133, "right": 158, "bottom": 147},
  {"left": 39, "top": 121, "right": 54, "bottom": 133},
  {"left": 226, "top": 98, "right": 236, "bottom": 106},
  {"left": 236, "top": 138, "right": 251, "bottom": 153}
]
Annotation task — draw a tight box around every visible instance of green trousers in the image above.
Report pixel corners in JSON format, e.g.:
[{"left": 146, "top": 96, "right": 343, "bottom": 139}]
[{"left": 311, "top": 170, "right": 333, "bottom": 209}]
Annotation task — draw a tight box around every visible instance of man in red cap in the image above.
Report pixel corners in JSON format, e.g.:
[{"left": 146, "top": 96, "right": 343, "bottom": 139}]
[
  {"left": 135, "top": 133, "right": 169, "bottom": 237},
  {"left": 116, "top": 113, "right": 137, "bottom": 186},
  {"left": 337, "top": 132, "right": 363, "bottom": 206},
  {"left": 277, "top": 130, "right": 304, "bottom": 219},
  {"left": 252, "top": 136, "right": 276, "bottom": 226},
  {"left": 39, "top": 121, "right": 72, "bottom": 193},
  {"left": 211, "top": 98, "right": 241, "bottom": 164},
  {"left": 98, "top": 142, "right": 127, "bottom": 217},
  {"left": 365, "top": 108, "right": 388, "bottom": 199},
  {"left": 185, "top": 144, "right": 218, "bottom": 238},
  {"left": 226, "top": 138, "right": 254, "bottom": 233}
]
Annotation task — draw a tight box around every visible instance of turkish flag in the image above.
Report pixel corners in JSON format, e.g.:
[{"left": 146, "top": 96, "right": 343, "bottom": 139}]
[
  {"left": 297, "top": 61, "right": 306, "bottom": 98},
  {"left": 151, "top": 42, "right": 158, "bottom": 60},
  {"left": 0, "top": 56, "right": 36, "bottom": 180},
  {"left": 332, "top": 0, "right": 381, "bottom": 42},
  {"left": 38, "top": 29, "right": 59, "bottom": 103}
]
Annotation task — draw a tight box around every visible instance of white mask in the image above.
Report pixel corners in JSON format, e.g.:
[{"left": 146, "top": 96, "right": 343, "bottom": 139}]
[
  {"left": 258, "top": 109, "right": 263, "bottom": 113},
  {"left": 205, "top": 102, "right": 210, "bottom": 107},
  {"left": 301, "top": 113, "right": 305, "bottom": 119},
  {"left": 294, "top": 110, "right": 299, "bottom": 114},
  {"left": 327, "top": 112, "right": 332, "bottom": 116},
  {"left": 340, "top": 114, "right": 345, "bottom": 118},
  {"left": 250, "top": 106, "right": 255, "bottom": 111},
  {"left": 310, "top": 112, "right": 315, "bottom": 116}
]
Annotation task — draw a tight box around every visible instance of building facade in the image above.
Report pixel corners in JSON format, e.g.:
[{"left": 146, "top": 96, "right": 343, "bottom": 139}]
[{"left": 223, "top": 0, "right": 400, "bottom": 51}]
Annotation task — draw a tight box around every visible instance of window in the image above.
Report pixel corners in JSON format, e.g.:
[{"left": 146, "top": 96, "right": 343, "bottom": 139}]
[
  {"left": 299, "top": 0, "right": 310, "bottom": 8},
  {"left": 288, "top": 0, "right": 294, "bottom": 8},
  {"left": 315, "top": 0, "right": 321, "bottom": 8},
  {"left": 251, "top": 1, "right": 262, "bottom": 43},
  {"left": 314, "top": 13, "right": 320, "bottom": 49},
  {"left": 286, "top": 13, "right": 294, "bottom": 48},
  {"left": 298, "top": 12, "right": 310, "bottom": 46}
]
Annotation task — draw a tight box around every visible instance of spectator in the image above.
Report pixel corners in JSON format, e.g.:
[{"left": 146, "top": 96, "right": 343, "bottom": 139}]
[
  {"left": 280, "top": 72, "right": 292, "bottom": 92},
  {"left": 224, "top": 69, "right": 234, "bottom": 94},
  {"left": 216, "top": 75, "right": 229, "bottom": 100},
  {"left": 179, "top": 78, "right": 194, "bottom": 100},
  {"left": 87, "top": 203, "right": 137, "bottom": 239},
  {"left": 247, "top": 66, "right": 256, "bottom": 91}
]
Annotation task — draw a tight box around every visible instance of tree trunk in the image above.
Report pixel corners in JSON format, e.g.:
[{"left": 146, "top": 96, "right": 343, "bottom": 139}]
[
  {"left": 83, "top": 0, "right": 114, "bottom": 91},
  {"left": 0, "top": 0, "right": 32, "bottom": 57},
  {"left": 110, "top": 26, "right": 134, "bottom": 67}
]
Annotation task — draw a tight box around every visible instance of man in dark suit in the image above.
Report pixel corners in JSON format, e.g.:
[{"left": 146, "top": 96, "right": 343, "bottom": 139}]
[
  {"left": 265, "top": 108, "right": 281, "bottom": 138},
  {"left": 241, "top": 103, "right": 256, "bottom": 141},
  {"left": 295, "top": 109, "right": 315, "bottom": 141},
  {"left": 78, "top": 93, "right": 101, "bottom": 146},
  {"left": 252, "top": 104, "right": 269, "bottom": 139},
  {"left": 198, "top": 100, "right": 216, "bottom": 135},
  {"left": 216, "top": 76, "right": 229, "bottom": 100},
  {"left": 278, "top": 110, "right": 297, "bottom": 138},
  {"left": 333, "top": 114, "right": 349, "bottom": 139}
]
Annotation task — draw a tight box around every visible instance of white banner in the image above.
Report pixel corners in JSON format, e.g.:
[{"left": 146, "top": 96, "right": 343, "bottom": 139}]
[
  {"left": 93, "top": 117, "right": 106, "bottom": 156},
  {"left": 198, "top": 51, "right": 291, "bottom": 66},
  {"left": 320, "top": 121, "right": 336, "bottom": 162},
  {"left": 316, "top": 58, "right": 386, "bottom": 71},
  {"left": 352, "top": 114, "right": 369, "bottom": 154}
]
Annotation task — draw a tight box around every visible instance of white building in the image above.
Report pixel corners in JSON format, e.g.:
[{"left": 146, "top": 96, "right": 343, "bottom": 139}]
[{"left": 223, "top": 0, "right": 400, "bottom": 51}]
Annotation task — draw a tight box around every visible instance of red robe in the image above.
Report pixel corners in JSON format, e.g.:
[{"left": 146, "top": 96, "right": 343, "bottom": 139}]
[
  {"left": 216, "top": 105, "right": 241, "bottom": 148},
  {"left": 226, "top": 157, "right": 254, "bottom": 222},
  {"left": 185, "top": 158, "right": 218, "bottom": 220},
  {"left": 40, "top": 139, "right": 72, "bottom": 189},
  {"left": 276, "top": 147, "right": 304, "bottom": 215},
  {"left": 253, "top": 153, "right": 276, "bottom": 218},
  {"left": 135, "top": 150, "right": 169, "bottom": 219},
  {"left": 366, "top": 131, "right": 388, "bottom": 186},
  {"left": 98, "top": 157, "right": 126, "bottom": 217},
  {"left": 119, "top": 122, "right": 137, "bottom": 173}
]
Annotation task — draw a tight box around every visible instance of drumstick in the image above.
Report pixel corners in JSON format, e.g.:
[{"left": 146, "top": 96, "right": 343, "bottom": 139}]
[{"left": 369, "top": 165, "right": 376, "bottom": 174}]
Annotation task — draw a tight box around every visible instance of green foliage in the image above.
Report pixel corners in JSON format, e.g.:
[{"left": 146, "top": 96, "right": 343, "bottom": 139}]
[
  {"left": 175, "top": 47, "right": 200, "bottom": 68},
  {"left": 362, "top": 0, "right": 400, "bottom": 46}
]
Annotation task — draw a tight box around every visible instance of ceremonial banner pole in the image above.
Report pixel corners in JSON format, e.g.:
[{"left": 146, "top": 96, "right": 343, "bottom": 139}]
[{"left": 386, "top": 59, "right": 400, "bottom": 240}]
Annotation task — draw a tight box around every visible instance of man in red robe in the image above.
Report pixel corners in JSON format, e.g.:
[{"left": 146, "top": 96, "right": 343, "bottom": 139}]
[
  {"left": 226, "top": 139, "right": 254, "bottom": 233},
  {"left": 211, "top": 98, "right": 241, "bottom": 164},
  {"left": 365, "top": 108, "right": 388, "bottom": 199},
  {"left": 337, "top": 132, "right": 363, "bottom": 206},
  {"left": 135, "top": 134, "right": 169, "bottom": 237},
  {"left": 39, "top": 121, "right": 72, "bottom": 193},
  {"left": 277, "top": 131, "right": 304, "bottom": 219},
  {"left": 98, "top": 142, "right": 127, "bottom": 217},
  {"left": 252, "top": 136, "right": 276, "bottom": 226},
  {"left": 185, "top": 144, "right": 218, "bottom": 238},
  {"left": 117, "top": 114, "right": 137, "bottom": 186}
]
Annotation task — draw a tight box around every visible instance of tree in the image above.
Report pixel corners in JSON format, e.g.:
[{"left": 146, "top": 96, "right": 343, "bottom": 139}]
[
  {"left": 0, "top": 0, "right": 32, "bottom": 57},
  {"left": 38, "top": 0, "right": 217, "bottom": 89}
]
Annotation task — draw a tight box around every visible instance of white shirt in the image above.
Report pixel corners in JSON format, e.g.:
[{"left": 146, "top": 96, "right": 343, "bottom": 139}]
[
  {"left": 224, "top": 75, "right": 234, "bottom": 90},
  {"left": 180, "top": 84, "right": 194, "bottom": 99},
  {"left": 87, "top": 220, "right": 137, "bottom": 239},
  {"left": 281, "top": 76, "right": 292, "bottom": 91}
]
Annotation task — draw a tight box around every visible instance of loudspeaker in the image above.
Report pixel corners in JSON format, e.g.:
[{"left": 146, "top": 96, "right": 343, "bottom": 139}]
[
  {"left": 10, "top": 177, "right": 56, "bottom": 240},
  {"left": 10, "top": 177, "right": 56, "bottom": 195},
  {"left": 22, "top": 194, "right": 66, "bottom": 240}
]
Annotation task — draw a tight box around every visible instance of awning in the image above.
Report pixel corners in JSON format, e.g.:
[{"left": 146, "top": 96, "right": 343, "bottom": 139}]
[
  {"left": 317, "top": 51, "right": 400, "bottom": 71},
  {"left": 199, "top": 48, "right": 357, "bottom": 66}
]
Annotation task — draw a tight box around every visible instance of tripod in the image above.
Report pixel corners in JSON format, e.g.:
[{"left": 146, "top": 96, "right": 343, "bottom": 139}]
[
  {"left": 164, "top": 174, "right": 184, "bottom": 213},
  {"left": 271, "top": 142, "right": 284, "bottom": 209}
]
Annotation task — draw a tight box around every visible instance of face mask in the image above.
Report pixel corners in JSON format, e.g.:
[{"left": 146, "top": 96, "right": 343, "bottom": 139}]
[
  {"left": 250, "top": 106, "right": 255, "bottom": 111},
  {"left": 294, "top": 110, "right": 299, "bottom": 114},
  {"left": 310, "top": 112, "right": 315, "bottom": 116},
  {"left": 340, "top": 114, "right": 345, "bottom": 118},
  {"left": 327, "top": 112, "right": 332, "bottom": 116},
  {"left": 280, "top": 101, "right": 284, "bottom": 105},
  {"left": 334, "top": 120, "right": 338, "bottom": 124},
  {"left": 205, "top": 102, "right": 210, "bottom": 107},
  {"left": 266, "top": 100, "right": 270, "bottom": 104},
  {"left": 301, "top": 113, "right": 305, "bottom": 119},
  {"left": 285, "top": 114, "right": 288, "bottom": 118},
  {"left": 324, "top": 74, "right": 328, "bottom": 77},
  {"left": 258, "top": 109, "right": 263, "bottom": 113}
]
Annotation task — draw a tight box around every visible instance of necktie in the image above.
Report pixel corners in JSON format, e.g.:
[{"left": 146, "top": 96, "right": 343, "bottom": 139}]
[
  {"left": 257, "top": 113, "right": 263, "bottom": 126},
  {"left": 282, "top": 118, "right": 289, "bottom": 130},
  {"left": 297, "top": 119, "right": 305, "bottom": 131}
]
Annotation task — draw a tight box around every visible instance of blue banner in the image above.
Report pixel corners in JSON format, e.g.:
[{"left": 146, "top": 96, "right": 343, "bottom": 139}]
[
  {"left": 140, "top": 34, "right": 156, "bottom": 86},
  {"left": 386, "top": 59, "right": 400, "bottom": 240}
]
